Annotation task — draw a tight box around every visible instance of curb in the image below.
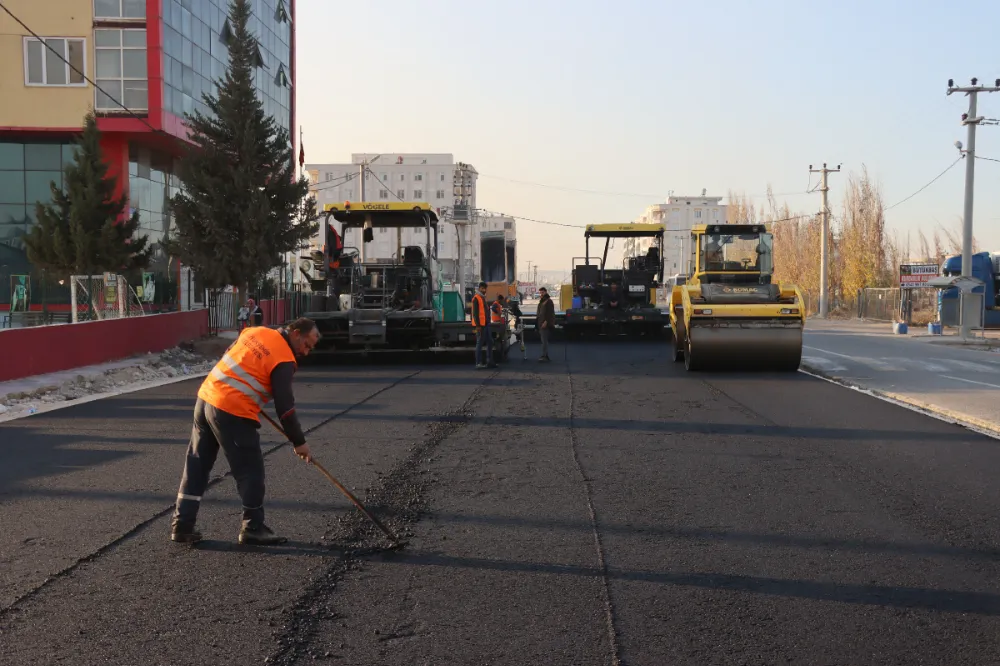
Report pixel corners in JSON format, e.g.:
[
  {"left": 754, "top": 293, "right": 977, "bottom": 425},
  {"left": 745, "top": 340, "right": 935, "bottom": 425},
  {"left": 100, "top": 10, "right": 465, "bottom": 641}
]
[
  {"left": 798, "top": 364, "right": 1000, "bottom": 441},
  {"left": 0, "top": 371, "right": 210, "bottom": 424}
]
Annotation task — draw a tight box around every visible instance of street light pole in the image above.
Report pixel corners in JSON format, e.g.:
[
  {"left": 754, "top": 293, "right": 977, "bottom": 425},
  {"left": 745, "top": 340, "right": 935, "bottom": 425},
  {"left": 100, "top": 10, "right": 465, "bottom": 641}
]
[{"left": 947, "top": 77, "right": 1000, "bottom": 338}]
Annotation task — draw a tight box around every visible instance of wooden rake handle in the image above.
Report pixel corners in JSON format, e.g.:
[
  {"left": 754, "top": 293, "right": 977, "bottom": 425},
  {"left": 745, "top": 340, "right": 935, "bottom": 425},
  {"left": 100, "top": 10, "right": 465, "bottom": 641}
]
[{"left": 259, "top": 411, "right": 401, "bottom": 544}]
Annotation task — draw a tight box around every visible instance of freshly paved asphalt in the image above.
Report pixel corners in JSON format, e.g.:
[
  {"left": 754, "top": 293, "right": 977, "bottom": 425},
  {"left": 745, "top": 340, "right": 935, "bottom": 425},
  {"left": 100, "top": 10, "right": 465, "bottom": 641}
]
[{"left": 2, "top": 339, "right": 1000, "bottom": 665}]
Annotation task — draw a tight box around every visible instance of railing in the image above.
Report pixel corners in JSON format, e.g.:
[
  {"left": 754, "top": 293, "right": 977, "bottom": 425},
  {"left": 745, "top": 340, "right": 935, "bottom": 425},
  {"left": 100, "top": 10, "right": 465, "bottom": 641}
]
[{"left": 856, "top": 287, "right": 938, "bottom": 324}]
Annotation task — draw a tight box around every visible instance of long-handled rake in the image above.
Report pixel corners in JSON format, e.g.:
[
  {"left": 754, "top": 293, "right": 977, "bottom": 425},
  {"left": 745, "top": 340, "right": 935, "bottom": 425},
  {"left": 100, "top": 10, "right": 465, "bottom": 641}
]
[{"left": 259, "top": 411, "right": 403, "bottom": 546}]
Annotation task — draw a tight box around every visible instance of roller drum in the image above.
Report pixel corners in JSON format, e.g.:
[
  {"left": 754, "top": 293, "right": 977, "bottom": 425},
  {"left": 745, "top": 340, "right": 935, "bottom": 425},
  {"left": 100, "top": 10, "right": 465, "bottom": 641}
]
[{"left": 684, "top": 319, "right": 802, "bottom": 372}]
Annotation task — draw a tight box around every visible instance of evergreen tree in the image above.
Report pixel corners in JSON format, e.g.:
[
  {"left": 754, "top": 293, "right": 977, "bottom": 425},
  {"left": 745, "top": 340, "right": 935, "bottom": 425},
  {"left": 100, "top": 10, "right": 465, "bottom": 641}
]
[
  {"left": 23, "top": 111, "right": 152, "bottom": 280},
  {"left": 166, "top": 0, "right": 317, "bottom": 307}
]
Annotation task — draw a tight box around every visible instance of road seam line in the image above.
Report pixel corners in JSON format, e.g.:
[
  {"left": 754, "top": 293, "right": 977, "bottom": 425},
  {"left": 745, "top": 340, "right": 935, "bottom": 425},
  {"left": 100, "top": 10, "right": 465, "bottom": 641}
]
[{"left": 566, "top": 343, "right": 623, "bottom": 666}]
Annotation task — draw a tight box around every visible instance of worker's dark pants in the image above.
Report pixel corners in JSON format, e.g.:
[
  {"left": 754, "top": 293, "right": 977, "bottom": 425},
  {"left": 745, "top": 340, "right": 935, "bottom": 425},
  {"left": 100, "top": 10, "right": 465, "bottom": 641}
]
[
  {"left": 475, "top": 323, "right": 493, "bottom": 366},
  {"left": 172, "top": 398, "right": 266, "bottom": 531},
  {"left": 539, "top": 326, "right": 551, "bottom": 358}
]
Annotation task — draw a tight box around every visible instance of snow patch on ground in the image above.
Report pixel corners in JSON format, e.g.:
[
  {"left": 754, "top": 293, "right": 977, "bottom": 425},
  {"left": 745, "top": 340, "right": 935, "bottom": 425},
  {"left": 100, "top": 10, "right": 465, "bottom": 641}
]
[{"left": 0, "top": 347, "right": 216, "bottom": 420}]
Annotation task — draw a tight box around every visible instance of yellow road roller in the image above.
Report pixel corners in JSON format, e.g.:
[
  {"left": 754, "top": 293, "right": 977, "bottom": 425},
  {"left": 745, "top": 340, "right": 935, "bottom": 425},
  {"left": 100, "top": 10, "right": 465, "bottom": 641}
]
[{"left": 669, "top": 223, "right": 805, "bottom": 372}]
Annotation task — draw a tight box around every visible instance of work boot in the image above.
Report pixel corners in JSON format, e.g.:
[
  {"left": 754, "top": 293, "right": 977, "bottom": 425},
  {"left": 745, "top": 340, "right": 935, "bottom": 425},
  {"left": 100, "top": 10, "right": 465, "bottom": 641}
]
[
  {"left": 238, "top": 524, "right": 288, "bottom": 546},
  {"left": 170, "top": 523, "right": 203, "bottom": 544}
]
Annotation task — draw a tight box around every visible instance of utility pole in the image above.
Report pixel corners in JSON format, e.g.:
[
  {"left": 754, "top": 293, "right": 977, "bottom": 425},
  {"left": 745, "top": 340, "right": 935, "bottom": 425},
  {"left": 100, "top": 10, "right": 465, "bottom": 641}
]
[
  {"left": 947, "top": 77, "right": 1000, "bottom": 339},
  {"left": 809, "top": 162, "right": 841, "bottom": 318}
]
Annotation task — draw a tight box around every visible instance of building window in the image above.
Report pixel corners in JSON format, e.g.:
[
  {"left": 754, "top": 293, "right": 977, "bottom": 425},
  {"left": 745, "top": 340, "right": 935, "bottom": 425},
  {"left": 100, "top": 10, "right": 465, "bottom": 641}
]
[
  {"left": 396, "top": 189, "right": 404, "bottom": 200},
  {"left": 23, "top": 38, "right": 86, "bottom": 86},
  {"left": 440, "top": 174, "right": 445, "bottom": 182},
  {"left": 378, "top": 189, "right": 388, "bottom": 200},
  {"left": 399, "top": 174, "right": 405, "bottom": 181},
  {"left": 713, "top": 209, "right": 719, "bottom": 219},
  {"left": 94, "top": 0, "right": 146, "bottom": 19},
  {"left": 414, "top": 174, "right": 422, "bottom": 181},
  {"left": 414, "top": 189, "right": 423, "bottom": 199},
  {"left": 436, "top": 190, "right": 445, "bottom": 199},
  {"left": 94, "top": 29, "right": 148, "bottom": 110},
  {"left": 694, "top": 209, "right": 702, "bottom": 218}
]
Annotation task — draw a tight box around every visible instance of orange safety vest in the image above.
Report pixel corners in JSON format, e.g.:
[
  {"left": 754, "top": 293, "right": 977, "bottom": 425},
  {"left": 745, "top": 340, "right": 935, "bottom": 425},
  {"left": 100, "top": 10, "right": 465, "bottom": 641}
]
[
  {"left": 471, "top": 293, "right": 487, "bottom": 326},
  {"left": 197, "top": 326, "right": 297, "bottom": 421},
  {"left": 490, "top": 300, "right": 504, "bottom": 324}
]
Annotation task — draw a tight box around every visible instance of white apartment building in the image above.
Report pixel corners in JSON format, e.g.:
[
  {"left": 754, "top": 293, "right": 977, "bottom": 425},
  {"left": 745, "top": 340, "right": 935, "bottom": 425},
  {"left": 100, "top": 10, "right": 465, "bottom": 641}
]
[
  {"left": 305, "top": 154, "right": 480, "bottom": 288},
  {"left": 627, "top": 193, "right": 727, "bottom": 277}
]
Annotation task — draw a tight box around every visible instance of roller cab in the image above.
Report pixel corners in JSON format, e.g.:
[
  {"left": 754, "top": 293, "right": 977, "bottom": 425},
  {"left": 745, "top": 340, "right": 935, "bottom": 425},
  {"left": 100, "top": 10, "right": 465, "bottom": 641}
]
[{"left": 670, "top": 224, "right": 805, "bottom": 372}]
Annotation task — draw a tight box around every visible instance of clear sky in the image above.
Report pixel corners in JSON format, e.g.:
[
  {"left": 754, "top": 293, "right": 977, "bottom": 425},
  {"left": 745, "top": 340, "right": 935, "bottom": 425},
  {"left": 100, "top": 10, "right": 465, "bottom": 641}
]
[{"left": 296, "top": 0, "right": 1000, "bottom": 274}]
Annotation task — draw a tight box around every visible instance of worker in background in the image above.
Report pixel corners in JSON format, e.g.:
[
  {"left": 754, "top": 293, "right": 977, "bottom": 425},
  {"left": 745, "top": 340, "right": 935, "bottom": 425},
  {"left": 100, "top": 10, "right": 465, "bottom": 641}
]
[
  {"left": 170, "top": 318, "right": 320, "bottom": 546},
  {"left": 491, "top": 294, "right": 506, "bottom": 325},
  {"left": 605, "top": 282, "right": 622, "bottom": 310},
  {"left": 536, "top": 286, "right": 555, "bottom": 362},
  {"left": 471, "top": 281, "right": 496, "bottom": 369}
]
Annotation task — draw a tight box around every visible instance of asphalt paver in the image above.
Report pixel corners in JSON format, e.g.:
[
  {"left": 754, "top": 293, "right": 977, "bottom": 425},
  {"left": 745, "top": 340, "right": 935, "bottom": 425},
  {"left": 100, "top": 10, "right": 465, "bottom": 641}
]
[{"left": 2, "top": 341, "right": 1000, "bottom": 665}]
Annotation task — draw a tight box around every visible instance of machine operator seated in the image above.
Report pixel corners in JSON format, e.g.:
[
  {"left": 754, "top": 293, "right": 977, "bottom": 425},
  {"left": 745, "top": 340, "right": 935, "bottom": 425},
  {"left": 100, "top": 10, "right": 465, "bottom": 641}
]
[{"left": 601, "top": 282, "right": 624, "bottom": 310}]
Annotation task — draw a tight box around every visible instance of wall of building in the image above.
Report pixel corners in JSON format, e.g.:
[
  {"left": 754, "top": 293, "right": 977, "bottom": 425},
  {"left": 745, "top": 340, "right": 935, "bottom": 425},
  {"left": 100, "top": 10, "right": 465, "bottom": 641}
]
[
  {"left": 0, "top": 308, "right": 208, "bottom": 382},
  {"left": 0, "top": 0, "right": 95, "bottom": 130},
  {"left": 662, "top": 195, "right": 726, "bottom": 276}
]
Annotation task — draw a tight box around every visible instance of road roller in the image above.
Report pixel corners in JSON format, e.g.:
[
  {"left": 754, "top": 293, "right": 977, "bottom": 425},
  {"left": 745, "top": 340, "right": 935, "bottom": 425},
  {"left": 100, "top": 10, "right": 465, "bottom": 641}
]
[{"left": 669, "top": 223, "right": 804, "bottom": 372}]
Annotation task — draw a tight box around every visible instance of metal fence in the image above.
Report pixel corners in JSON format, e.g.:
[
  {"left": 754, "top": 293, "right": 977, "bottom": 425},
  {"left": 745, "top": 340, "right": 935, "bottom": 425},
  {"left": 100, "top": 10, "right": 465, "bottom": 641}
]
[
  {"left": 856, "top": 287, "right": 938, "bottom": 324},
  {"left": 205, "top": 279, "right": 310, "bottom": 336}
]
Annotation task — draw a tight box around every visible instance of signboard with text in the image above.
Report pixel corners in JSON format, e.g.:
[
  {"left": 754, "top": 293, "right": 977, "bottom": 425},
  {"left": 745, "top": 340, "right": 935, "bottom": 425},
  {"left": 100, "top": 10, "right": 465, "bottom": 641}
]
[{"left": 899, "top": 263, "right": 940, "bottom": 288}]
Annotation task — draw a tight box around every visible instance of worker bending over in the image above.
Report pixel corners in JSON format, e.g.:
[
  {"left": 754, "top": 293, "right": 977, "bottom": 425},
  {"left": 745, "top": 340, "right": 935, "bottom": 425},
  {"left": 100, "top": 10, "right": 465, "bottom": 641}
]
[{"left": 170, "top": 318, "right": 320, "bottom": 545}]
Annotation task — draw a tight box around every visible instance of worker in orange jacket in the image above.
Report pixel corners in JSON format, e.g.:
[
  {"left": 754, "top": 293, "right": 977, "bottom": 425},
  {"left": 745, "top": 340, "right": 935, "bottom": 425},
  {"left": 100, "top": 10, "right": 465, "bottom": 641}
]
[
  {"left": 470, "top": 282, "right": 496, "bottom": 369},
  {"left": 170, "top": 318, "right": 320, "bottom": 546},
  {"left": 491, "top": 294, "right": 506, "bottom": 324}
]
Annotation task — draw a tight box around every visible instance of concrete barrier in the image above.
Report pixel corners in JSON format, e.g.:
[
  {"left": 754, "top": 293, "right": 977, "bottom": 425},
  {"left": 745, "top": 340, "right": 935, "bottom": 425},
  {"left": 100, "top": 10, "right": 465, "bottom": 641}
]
[{"left": 0, "top": 309, "right": 209, "bottom": 382}]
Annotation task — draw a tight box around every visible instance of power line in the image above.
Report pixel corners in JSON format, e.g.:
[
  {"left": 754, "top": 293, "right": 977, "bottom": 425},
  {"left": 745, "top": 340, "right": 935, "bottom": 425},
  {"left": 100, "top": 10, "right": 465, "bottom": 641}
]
[
  {"left": 0, "top": 0, "right": 163, "bottom": 135},
  {"left": 975, "top": 155, "right": 1000, "bottom": 163},
  {"left": 477, "top": 172, "right": 812, "bottom": 200},
  {"left": 884, "top": 157, "right": 963, "bottom": 211},
  {"left": 365, "top": 166, "right": 405, "bottom": 201}
]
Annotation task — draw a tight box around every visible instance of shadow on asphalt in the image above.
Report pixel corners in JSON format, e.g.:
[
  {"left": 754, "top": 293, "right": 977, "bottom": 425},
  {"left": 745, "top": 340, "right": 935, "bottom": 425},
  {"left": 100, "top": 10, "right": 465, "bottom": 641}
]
[
  {"left": 7, "top": 484, "right": 1000, "bottom": 564},
  {"left": 387, "top": 551, "right": 1000, "bottom": 616},
  {"left": 192, "top": 539, "right": 340, "bottom": 557}
]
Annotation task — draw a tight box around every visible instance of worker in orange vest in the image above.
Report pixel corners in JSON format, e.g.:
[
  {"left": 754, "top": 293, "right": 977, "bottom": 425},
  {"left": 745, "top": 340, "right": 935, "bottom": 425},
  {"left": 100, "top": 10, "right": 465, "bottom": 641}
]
[
  {"left": 491, "top": 294, "right": 506, "bottom": 325},
  {"left": 170, "top": 318, "right": 321, "bottom": 546},
  {"left": 470, "top": 281, "right": 496, "bottom": 369}
]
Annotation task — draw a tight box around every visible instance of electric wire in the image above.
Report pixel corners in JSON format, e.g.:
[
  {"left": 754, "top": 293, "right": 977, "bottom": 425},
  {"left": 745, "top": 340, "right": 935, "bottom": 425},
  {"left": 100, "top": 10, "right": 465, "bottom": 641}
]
[{"left": 885, "top": 157, "right": 964, "bottom": 211}]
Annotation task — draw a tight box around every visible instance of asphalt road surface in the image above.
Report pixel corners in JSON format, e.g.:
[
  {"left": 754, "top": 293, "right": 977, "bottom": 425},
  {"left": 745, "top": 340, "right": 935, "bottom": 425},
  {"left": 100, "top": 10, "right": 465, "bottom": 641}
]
[
  {"left": 2, "top": 340, "right": 1000, "bottom": 665},
  {"left": 802, "top": 319, "right": 1000, "bottom": 432}
]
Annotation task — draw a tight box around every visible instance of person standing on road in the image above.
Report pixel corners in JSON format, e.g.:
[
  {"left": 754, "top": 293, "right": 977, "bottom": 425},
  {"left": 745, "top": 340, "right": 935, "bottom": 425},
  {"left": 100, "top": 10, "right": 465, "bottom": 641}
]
[
  {"left": 537, "top": 287, "right": 555, "bottom": 362},
  {"left": 471, "top": 281, "right": 496, "bottom": 369},
  {"left": 170, "top": 318, "right": 320, "bottom": 546}
]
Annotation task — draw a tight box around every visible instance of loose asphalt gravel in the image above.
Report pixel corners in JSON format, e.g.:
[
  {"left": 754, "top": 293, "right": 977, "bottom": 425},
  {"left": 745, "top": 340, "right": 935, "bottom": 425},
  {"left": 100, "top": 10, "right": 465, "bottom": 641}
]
[{"left": 2, "top": 339, "right": 1000, "bottom": 665}]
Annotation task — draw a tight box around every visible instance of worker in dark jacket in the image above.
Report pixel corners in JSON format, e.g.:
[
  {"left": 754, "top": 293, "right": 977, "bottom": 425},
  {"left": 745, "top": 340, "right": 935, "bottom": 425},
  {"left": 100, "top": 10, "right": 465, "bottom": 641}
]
[
  {"left": 536, "top": 287, "right": 556, "bottom": 362},
  {"left": 170, "top": 318, "right": 320, "bottom": 546}
]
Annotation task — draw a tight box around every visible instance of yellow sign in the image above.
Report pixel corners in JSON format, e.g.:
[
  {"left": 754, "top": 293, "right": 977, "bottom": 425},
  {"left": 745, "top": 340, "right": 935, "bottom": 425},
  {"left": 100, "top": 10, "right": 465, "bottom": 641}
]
[{"left": 324, "top": 201, "right": 431, "bottom": 213}]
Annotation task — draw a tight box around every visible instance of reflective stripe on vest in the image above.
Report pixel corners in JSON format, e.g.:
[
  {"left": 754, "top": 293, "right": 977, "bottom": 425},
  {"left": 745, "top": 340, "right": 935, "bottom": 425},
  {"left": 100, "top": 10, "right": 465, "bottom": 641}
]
[{"left": 197, "top": 327, "right": 296, "bottom": 420}]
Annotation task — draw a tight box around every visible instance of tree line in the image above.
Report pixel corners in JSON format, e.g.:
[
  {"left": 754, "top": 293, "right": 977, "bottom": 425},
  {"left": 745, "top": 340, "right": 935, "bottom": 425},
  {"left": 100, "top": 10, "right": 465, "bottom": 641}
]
[
  {"left": 725, "top": 166, "right": 978, "bottom": 315},
  {"left": 23, "top": 0, "right": 317, "bottom": 313}
]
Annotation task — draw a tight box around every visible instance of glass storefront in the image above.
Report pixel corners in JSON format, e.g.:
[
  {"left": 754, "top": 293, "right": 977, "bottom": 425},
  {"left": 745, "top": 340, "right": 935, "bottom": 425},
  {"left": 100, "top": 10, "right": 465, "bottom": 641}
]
[
  {"left": 0, "top": 140, "right": 79, "bottom": 305},
  {"left": 160, "top": 0, "right": 291, "bottom": 135},
  {"left": 127, "top": 142, "right": 180, "bottom": 271},
  {"left": 0, "top": 140, "right": 78, "bottom": 244}
]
